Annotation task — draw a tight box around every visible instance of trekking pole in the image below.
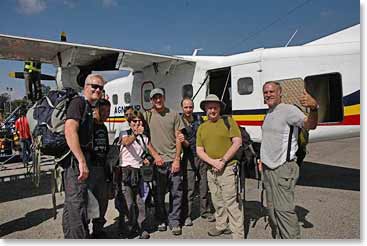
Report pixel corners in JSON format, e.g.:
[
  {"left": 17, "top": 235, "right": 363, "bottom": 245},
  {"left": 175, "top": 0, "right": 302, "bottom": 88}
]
[{"left": 239, "top": 160, "right": 246, "bottom": 238}]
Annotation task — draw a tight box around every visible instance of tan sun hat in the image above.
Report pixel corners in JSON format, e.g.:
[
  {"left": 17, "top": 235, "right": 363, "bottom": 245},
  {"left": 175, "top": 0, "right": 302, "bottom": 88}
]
[{"left": 200, "top": 94, "right": 226, "bottom": 112}]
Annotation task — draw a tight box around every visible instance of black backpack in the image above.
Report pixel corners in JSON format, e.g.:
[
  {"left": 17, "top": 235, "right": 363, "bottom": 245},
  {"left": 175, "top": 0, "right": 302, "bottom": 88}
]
[
  {"left": 222, "top": 115, "right": 256, "bottom": 165},
  {"left": 27, "top": 87, "right": 80, "bottom": 158}
]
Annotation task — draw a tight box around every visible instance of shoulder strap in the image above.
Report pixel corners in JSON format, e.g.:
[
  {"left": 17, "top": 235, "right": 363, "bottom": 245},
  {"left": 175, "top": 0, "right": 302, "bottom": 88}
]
[
  {"left": 287, "top": 125, "right": 294, "bottom": 162},
  {"left": 182, "top": 115, "right": 193, "bottom": 136},
  {"left": 145, "top": 110, "right": 152, "bottom": 125},
  {"left": 222, "top": 115, "right": 230, "bottom": 130}
]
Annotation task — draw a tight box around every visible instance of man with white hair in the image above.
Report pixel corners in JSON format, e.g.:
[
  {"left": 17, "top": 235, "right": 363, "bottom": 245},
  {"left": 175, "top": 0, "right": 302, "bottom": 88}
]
[{"left": 62, "top": 74, "right": 106, "bottom": 239}]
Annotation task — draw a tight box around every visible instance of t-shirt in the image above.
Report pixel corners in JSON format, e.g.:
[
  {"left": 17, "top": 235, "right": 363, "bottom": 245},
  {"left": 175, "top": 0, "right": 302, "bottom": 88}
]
[
  {"left": 120, "top": 129, "right": 150, "bottom": 169},
  {"left": 145, "top": 108, "right": 184, "bottom": 162},
  {"left": 92, "top": 122, "right": 109, "bottom": 166},
  {"left": 196, "top": 116, "right": 241, "bottom": 159},
  {"left": 260, "top": 103, "right": 305, "bottom": 169},
  {"left": 65, "top": 96, "right": 93, "bottom": 150},
  {"left": 15, "top": 116, "right": 31, "bottom": 140}
]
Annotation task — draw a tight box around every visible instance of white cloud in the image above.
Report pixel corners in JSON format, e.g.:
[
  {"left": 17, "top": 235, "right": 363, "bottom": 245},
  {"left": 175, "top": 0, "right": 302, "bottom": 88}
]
[
  {"left": 63, "top": 0, "right": 78, "bottom": 8},
  {"left": 101, "top": 0, "right": 118, "bottom": 8},
  {"left": 16, "top": 0, "right": 46, "bottom": 15}
]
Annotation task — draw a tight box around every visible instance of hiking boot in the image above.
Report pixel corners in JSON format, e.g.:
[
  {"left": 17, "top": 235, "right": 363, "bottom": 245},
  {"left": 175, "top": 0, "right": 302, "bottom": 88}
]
[
  {"left": 139, "top": 231, "right": 150, "bottom": 239},
  {"left": 158, "top": 223, "right": 167, "bottom": 231},
  {"left": 208, "top": 227, "right": 232, "bottom": 237},
  {"left": 184, "top": 217, "right": 193, "bottom": 226},
  {"left": 171, "top": 226, "right": 182, "bottom": 236}
]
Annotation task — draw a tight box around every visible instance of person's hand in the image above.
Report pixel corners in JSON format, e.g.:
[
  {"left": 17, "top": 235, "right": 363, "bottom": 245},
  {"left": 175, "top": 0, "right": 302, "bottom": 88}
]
[
  {"left": 300, "top": 89, "right": 318, "bottom": 110},
  {"left": 143, "top": 158, "right": 150, "bottom": 165},
  {"left": 136, "top": 121, "right": 145, "bottom": 135},
  {"left": 258, "top": 159, "right": 263, "bottom": 172},
  {"left": 171, "top": 159, "right": 180, "bottom": 173},
  {"left": 154, "top": 154, "right": 164, "bottom": 166},
  {"left": 212, "top": 159, "right": 225, "bottom": 172},
  {"left": 177, "top": 132, "right": 185, "bottom": 143},
  {"left": 77, "top": 160, "right": 89, "bottom": 181}
]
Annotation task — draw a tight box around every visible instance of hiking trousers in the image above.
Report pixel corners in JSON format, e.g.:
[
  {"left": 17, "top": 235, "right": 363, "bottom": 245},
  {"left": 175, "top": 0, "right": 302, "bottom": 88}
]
[
  {"left": 182, "top": 155, "right": 210, "bottom": 220},
  {"left": 207, "top": 163, "right": 244, "bottom": 239},
  {"left": 154, "top": 161, "right": 183, "bottom": 228},
  {"left": 263, "top": 160, "right": 300, "bottom": 239},
  {"left": 62, "top": 158, "right": 89, "bottom": 239},
  {"left": 120, "top": 179, "right": 148, "bottom": 233},
  {"left": 87, "top": 166, "right": 108, "bottom": 234}
]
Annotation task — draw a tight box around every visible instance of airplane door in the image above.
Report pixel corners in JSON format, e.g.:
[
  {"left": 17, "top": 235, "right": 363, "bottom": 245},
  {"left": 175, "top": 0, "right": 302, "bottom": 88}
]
[
  {"left": 231, "top": 63, "right": 263, "bottom": 111},
  {"left": 141, "top": 81, "right": 155, "bottom": 111}
]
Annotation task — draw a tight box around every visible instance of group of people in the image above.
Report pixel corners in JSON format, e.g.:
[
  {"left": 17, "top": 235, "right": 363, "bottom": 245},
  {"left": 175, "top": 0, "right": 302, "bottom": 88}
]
[{"left": 61, "top": 73, "right": 319, "bottom": 240}]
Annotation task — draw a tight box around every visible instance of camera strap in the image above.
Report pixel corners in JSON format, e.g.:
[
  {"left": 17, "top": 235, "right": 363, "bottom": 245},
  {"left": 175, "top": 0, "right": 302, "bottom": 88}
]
[{"left": 135, "top": 134, "right": 148, "bottom": 152}]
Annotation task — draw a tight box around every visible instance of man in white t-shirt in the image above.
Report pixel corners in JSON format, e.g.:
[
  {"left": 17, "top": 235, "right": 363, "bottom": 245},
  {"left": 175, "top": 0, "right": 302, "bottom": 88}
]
[{"left": 259, "top": 81, "right": 318, "bottom": 239}]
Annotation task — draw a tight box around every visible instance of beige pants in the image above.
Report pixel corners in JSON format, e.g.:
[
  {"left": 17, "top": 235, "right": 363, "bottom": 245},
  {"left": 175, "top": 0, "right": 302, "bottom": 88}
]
[{"left": 207, "top": 163, "right": 244, "bottom": 239}]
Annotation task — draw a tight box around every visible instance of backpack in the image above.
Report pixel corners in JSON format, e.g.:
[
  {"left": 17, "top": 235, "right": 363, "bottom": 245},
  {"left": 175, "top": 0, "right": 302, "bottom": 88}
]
[
  {"left": 287, "top": 125, "right": 309, "bottom": 166},
  {"left": 27, "top": 87, "right": 80, "bottom": 158},
  {"left": 222, "top": 115, "right": 256, "bottom": 166}
]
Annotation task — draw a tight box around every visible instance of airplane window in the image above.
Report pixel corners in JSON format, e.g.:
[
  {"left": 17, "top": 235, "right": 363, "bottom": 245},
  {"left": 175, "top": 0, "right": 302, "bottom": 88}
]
[
  {"left": 124, "top": 92, "right": 131, "bottom": 104},
  {"left": 182, "top": 84, "right": 193, "bottom": 98},
  {"left": 238, "top": 77, "right": 253, "bottom": 95},
  {"left": 112, "top": 94, "right": 118, "bottom": 105},
  {"left": 144, "top": 90, "right": 151, "bottom": 102}
]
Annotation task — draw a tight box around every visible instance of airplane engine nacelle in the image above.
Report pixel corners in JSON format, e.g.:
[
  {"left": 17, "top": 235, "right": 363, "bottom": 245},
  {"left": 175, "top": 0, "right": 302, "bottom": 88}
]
[{"left": 56, "top": 66, "right": 90, "bottom": 92}]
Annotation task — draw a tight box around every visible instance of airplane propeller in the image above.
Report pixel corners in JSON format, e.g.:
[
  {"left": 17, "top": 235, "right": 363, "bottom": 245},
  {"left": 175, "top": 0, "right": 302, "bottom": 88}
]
[{"left": 7, "top": 32, "right": 67, "bottom": 102}]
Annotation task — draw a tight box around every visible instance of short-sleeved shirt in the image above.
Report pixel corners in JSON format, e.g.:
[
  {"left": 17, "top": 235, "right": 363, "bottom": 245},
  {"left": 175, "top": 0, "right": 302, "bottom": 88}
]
[
  {"left": 145, "top": 108, "right": 184, "bottom": 162},
  {"left": 260, "top": 103, "right": 305, "bottom": 169},
  {"left": 196, "top": 116, "right": 241, "bottom": 159},
  {"left": 65, "top": 96, "right": 93, "bottom": 150},
  {"left": 120, "top": 129, "right": 149, "bottom": 169},
  {"left": 92, "top": 122, "right": 109, "bottom": 166},
  {"left": 15, "top": 116, "right": 31, "bottom": 140}
]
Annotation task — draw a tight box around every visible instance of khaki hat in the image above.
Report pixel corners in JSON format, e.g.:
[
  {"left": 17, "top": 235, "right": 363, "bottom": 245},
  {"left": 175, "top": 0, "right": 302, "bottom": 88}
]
[
  {"left": 150, "top": 88, "right": 164, "bottom": 99},
  {"left": 200, "top": 94, "right": 226, "bottom": 112}
]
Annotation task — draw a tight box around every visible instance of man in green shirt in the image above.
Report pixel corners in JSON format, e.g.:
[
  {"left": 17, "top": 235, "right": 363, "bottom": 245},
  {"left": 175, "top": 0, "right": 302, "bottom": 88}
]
[{"left": 196, "top": 94, "right": 244, "bottom": 239}]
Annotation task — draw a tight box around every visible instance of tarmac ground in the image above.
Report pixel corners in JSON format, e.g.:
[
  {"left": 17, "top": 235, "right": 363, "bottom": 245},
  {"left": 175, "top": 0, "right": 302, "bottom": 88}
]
[{"left": 0, "top": 137, "right": 360, "bottom": 239}]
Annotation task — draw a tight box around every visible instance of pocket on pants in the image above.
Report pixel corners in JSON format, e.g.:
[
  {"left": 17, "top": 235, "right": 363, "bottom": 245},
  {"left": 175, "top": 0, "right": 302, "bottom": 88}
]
[{"left": 276, "top": 163, "right": 296, "bottom": 191}]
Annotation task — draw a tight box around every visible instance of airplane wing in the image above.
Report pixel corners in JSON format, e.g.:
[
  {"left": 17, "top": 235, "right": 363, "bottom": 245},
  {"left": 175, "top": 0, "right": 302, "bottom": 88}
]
[{"left": 0, "top": 34, "right": 195, "bottom": 71}]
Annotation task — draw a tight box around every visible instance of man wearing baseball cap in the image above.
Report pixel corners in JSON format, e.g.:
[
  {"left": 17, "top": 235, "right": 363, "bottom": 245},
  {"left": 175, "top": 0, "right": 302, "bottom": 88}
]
[
  {"left": 196, "top": 94, "right": 244, "bottom": 239},
  {"left": 144, "top": 87, "right": 185, "bottom": 236}
]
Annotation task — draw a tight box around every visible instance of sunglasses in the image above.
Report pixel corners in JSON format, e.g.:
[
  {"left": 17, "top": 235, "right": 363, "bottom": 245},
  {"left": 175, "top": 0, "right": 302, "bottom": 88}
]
[
  {"left": 131, "top": 119, "right": 142, "bottom": 123},
  {"left": 87, "top": 83, "right": 104, "bottom": 91}
]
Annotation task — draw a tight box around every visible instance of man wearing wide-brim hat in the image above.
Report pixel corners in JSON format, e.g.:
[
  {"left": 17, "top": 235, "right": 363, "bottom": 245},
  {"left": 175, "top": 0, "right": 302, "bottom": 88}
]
[{"left": 196, "top": 94, "right": 244, "bottom": 239}]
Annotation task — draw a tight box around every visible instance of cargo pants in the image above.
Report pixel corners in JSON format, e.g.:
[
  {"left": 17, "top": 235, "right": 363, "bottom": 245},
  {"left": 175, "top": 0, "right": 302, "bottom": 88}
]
[
  {"left": 182, "top": 155, "right": 210, "bottom": 221},
  {"left": 207, "top": 162, "right": 244, "bottom": 239},
  {"left": 154, "top": 161, "right": 183, "bottom": 228},
  {"left": 62, "top": 157, "right": 89, "bottom": 239},
  {"left": 263, "top": 160, "right": 301, "bottom": 239}
]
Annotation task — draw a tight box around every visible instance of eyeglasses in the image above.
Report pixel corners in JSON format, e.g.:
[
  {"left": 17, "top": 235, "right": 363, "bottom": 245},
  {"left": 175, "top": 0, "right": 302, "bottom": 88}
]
[
  {"left": 87, "top": 84, "right": 104, "bottom": 91},
  {"left": 131, "top": 119, "right": 142, "bottom": 123}
]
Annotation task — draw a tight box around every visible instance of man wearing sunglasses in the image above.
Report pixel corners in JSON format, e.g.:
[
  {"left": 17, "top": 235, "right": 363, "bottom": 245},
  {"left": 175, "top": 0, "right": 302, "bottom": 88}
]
[{"left": 63, "top": 74, "right": 106, "bottom": 239}]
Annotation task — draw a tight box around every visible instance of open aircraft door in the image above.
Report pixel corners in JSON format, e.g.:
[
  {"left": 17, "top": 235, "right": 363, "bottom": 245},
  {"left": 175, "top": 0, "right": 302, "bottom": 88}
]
[{"left": 231, "top": 62, "right": 263, "bottom": 141}]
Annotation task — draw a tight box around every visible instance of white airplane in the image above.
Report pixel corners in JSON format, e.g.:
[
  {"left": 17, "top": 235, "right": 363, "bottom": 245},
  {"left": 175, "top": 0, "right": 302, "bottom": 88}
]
[{"left": 0, "top": 24, "right": 360, "bottom": 144}]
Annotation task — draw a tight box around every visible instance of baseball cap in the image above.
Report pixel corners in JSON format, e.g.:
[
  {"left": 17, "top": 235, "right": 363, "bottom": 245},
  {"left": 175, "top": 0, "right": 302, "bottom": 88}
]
[{"left": 150, "top": 88, "right": 164, "bottom": 99}]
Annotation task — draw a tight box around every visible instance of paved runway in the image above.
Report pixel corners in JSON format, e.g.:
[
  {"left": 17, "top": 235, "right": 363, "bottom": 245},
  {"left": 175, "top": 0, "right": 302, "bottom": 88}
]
[{"left": 0, "top": 137, "right": 360, "bottom": 239}]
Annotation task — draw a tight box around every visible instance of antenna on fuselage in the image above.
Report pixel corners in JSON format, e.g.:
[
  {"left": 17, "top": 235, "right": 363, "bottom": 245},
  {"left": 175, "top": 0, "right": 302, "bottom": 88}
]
[
  {"left": 192, "top": 48, "right": 203, "bottom": 56},
  {"left": 285, "top": 29, "right": 298, "bottom": 47}
]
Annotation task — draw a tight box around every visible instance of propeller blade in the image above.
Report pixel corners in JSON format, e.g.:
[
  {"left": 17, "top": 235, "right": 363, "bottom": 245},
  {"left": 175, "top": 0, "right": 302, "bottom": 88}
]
[{"left": 8, "top": 72, "right": 25, "bottom": 79}]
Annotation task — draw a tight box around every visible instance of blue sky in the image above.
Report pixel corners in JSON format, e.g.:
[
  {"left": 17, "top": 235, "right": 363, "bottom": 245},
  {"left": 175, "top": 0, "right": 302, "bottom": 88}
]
[{"left": 0, "top": 0, "right": 361, "bottom": 99}]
